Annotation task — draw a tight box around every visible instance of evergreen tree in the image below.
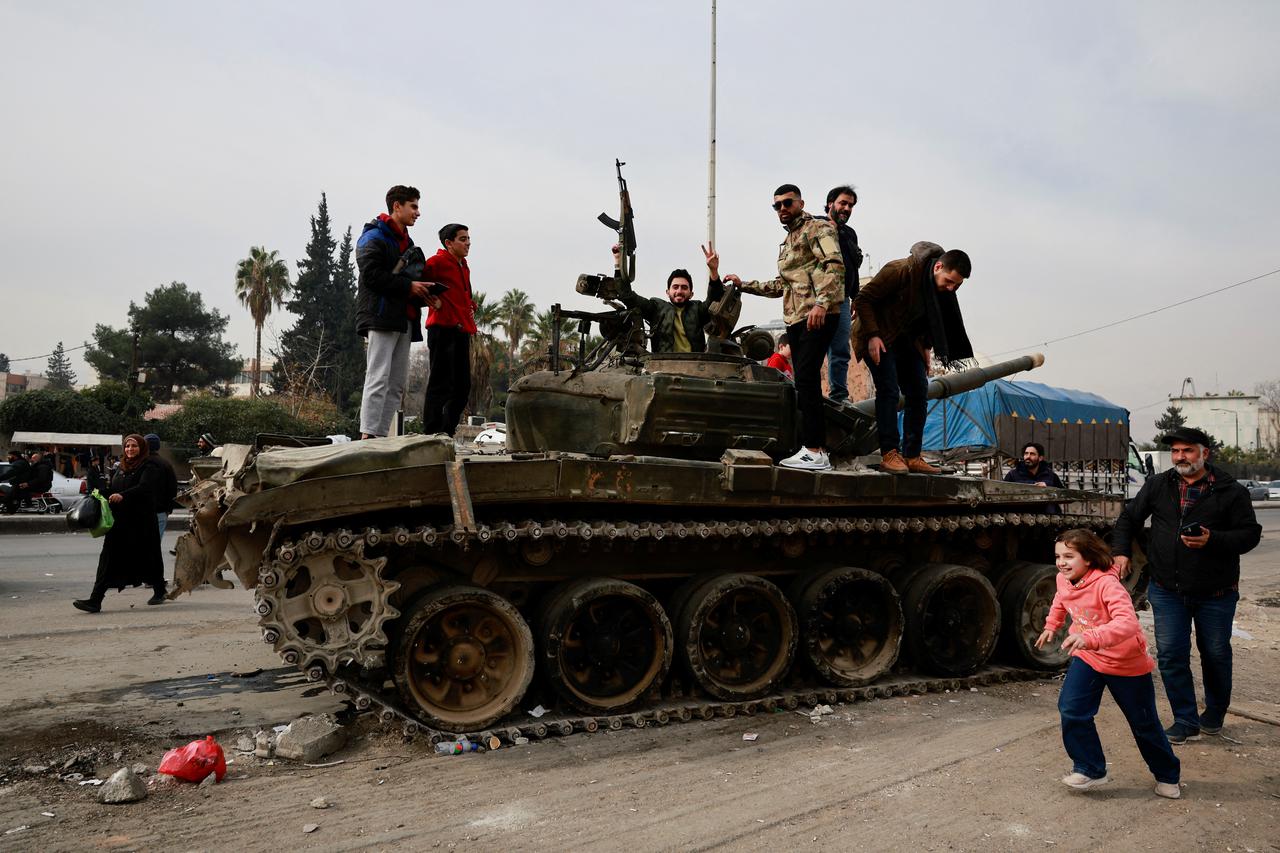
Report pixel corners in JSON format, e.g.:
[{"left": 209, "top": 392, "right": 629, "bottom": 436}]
[
  {"left": 275, "top": 195, "right": 365, "bottom": 411},
  {"left": 85, "top": 282, "right": 239, "bottom": 402},
  {"left": 330, "top": 225, "right": 365, "bottom": 409},
  {"left": 45, "top": 341, "right": 77, "bottom": 390},
  {"left": 1154, "top": 404, "right": 1187, "bottom": 434},
  {"left": 0, "top": 352, "right": 9, "bottom": 372}
]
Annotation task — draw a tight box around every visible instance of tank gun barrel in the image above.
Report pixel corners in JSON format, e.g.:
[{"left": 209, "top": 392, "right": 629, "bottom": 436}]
[{"left": 848, "top": 353, "right": 1044, "bottom": 417}]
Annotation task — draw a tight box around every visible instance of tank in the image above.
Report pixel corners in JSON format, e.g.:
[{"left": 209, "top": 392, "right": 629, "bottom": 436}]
[{"left": 171, "top": 171, "right": 1143, "bottom": 741}]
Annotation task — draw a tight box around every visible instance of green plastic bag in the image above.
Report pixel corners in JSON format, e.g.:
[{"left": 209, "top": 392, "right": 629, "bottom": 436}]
[{"left": 90, "top": 489, "right": 114, "bottom": 538}]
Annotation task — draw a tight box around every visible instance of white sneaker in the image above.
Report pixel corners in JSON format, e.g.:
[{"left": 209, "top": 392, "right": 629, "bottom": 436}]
[
  {"left": 779, "top": 448, "right": 831, "bottom": 471},
  {"left": 1062, "top": 772, "right": 1110, "bottom": 790},
  {"left": 1155, "top": 782, "right": 1181, "bottom": 799}
]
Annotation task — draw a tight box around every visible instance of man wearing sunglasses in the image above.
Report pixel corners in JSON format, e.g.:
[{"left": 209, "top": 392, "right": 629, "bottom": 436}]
[
  {"left": 852, "top": 241, "right": 973, "bottom": 474},
  {"left": 721, "top": 184, "right": 845, "bottom": 471}
]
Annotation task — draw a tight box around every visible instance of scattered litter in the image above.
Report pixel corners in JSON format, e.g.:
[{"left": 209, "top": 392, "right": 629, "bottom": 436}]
[
  {"left": 1231, "top": 626, "right": 1254, "bottom": 640},
  {"left": 41, "top": 813, "right": 54, "bottom": 818},
  {"left": 528, "top": 705, "right": 548, "bottom": 718},
  {"left": 78, "top": 779, "right": 104, "bottom": 786},
  {"left": 1221, "top": 733, "right": 1243, "bottom": 745},
  {"left": 43, "top": 573, "right": 54, "bottom": 577},
  {"left": 994, "top": 748, "right": 1002, "bottom": 753},
  {"left": 970, "top": 687, "right": 978, "bottom": 693},
  {"left": 158, "top": 736, "right": 227, "bottom": 783},
  {"left": 1031, "top": 693, "right": 1041, "bottom": 697},
  {"left": 310, "top": 797, "right": 331, "bottom": 809},
  {"left": 812, "top": 704, "right": 833, "bottom": 716},
  {"left": 198, "top": 773, "right": 218, "bottom": 789},
  {"left": 514, "top": 736, "right": 529, "bottom": 746},
  {"left": 273, "top": 725, "right": 290, "bottom": 734},
  {"left": 742, "top": 733, "right": 759, "bottom": 742},
  {"left": 304, "top": 760, "right": 346, "bottom": 768},
  {"left": 303, "top": 823, "right": 320, "bottom": 834},
  {"left": 4, "top": 826, "right": 29, "bottom": 836}
]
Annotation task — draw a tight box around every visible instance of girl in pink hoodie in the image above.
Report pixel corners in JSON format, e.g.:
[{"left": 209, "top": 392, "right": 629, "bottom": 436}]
[{"left": 1036, "top": 528, "right": 1181, "bottom": 799}]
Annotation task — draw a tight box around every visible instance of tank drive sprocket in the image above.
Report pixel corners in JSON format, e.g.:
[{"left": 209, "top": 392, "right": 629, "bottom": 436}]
[{"left": 256, "top": 531, "right": 401, "bottom": 672}]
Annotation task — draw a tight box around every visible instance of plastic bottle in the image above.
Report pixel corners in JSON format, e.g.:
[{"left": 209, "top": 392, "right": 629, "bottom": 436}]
[{"left": 434, "top": 737, "right": 480, "bottom": 755}]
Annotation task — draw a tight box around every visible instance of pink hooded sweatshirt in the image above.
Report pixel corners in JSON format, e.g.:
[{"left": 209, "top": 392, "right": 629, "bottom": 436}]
[{"left": 1043, "top": 566, "right": 1154, "bottom": 677}]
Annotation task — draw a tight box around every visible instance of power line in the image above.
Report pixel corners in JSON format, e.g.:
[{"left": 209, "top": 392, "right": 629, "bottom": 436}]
[
  {"left": 989, "top": 267, "right": 1280, "bottom": 358},
  {"left": 5, "top": 343, "right": 89, "bottom": 364}
]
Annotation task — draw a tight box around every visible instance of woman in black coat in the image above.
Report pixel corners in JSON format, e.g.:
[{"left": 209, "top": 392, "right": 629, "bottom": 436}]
[{"left": 73, "top": 434, "right": 167, "bottom": 613}]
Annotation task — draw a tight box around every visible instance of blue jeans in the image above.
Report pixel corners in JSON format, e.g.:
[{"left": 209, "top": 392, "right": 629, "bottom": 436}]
[
  {"left": 1058, "top": 657, "right": 1180, "bottom": 783},
  {"left": 864, "top": 336, "right": 928, "bottom": 457},
  {"left": 826, "top": 298, "right": 852, "bottom": 403},
  {"left": 157, "top": 512, "right": 168, "bottom": 540},
  {"left": 1147, "top": 580, "right": 1238, "bottom": 729}
]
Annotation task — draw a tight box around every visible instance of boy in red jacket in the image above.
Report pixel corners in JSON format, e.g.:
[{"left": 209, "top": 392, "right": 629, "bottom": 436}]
[
  {"left": 1037, "top": 528, "right": 1181, "bottom": 798},
  {"left": 422, "top": 224, "right": 477, "bottom": 436}
]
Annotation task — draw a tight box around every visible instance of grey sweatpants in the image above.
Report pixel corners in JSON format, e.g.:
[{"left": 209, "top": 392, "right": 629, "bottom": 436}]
[{"left": 359, "top": 329, "right": 412, "bottom": 437}]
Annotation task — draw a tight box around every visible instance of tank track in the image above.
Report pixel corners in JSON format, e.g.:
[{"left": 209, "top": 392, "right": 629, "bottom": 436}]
[
  {"left": 321, "top": 662, "right": 1051, "bottom": 746},
  {"left": 259, "top": 510, "right": 1103, "bottom": 741}
]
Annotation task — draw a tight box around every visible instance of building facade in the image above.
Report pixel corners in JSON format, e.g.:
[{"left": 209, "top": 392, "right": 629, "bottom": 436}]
[
  {"left": 0, "top": 372, "right": 50, "bottom": 401},
  {"left": 1167, "top": 394, "right": 1261, "bottom": 451}
]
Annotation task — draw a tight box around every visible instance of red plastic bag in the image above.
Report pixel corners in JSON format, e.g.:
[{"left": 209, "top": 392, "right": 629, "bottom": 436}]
[{"left": 157, "top": 735, "right": 226, "bottom": 783}]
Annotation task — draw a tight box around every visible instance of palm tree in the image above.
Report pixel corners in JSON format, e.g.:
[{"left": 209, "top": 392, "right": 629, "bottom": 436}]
[
  {"left": 521, "top": 309, "right": 579, "bottom": 363},
  {"left": 468, "top": 292, "right": 502, "bottom": 417},
  {"left": 498, "top": 289, "right": 535, "bottom": 387},
  {"left": 234, "top": 246, "right": 292, "bottom": 398}
]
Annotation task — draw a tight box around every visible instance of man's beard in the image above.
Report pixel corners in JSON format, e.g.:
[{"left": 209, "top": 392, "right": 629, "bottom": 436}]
[{"left": 1174, "top": 458, "right": 1206, "bottom": 476}]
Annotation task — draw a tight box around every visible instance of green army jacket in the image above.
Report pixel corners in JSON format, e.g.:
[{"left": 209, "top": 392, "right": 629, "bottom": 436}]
[
  {"left": 740, "top": 211, "right": 845, "bottom": 325},
  {"left": 620, "top": 278, "right": 725, "bottom": 354}
]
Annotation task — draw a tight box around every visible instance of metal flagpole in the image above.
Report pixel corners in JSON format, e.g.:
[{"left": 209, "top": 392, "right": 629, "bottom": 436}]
[{"left": 707, "top": 0, "right": 717, "bottom": 248}]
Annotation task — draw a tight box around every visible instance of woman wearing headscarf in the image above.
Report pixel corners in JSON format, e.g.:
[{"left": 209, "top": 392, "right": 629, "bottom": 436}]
[{"left": 73, "top": 434, "right": 167, "bottom": 612}]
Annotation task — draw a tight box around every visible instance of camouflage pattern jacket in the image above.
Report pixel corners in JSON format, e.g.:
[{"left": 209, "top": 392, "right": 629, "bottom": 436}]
[{"left": 740, "top": 212, "right": 845, "bottom": 325}]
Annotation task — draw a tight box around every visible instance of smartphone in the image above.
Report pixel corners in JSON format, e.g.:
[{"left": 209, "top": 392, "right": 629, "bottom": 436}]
[
  {"left": 1180, "top": 522, "right": 1203, "bottom": 537},
  {"left": 427, "top": 282, "right": 449, "bottom": 296}
]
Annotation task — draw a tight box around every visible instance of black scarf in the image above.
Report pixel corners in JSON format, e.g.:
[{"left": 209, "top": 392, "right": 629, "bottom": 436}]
[{"left": 917, "top": 249, "right": 974, "bottom": 367}]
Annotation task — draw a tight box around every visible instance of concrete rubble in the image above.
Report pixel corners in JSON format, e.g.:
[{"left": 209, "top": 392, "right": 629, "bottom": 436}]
[
  {"left": 274, "top": 715, "right": 347, "bottom": 763},
  {"left": 99, "top": 768, "right": 147, "bottom": 804}
]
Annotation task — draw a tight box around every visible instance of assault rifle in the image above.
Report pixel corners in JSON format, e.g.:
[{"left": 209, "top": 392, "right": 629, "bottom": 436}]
[{"left": 597, "top": 159, "right": 636, "bottom": 288}]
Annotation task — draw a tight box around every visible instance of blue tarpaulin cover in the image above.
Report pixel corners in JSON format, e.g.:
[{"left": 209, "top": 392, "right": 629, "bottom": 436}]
[{"left": 918, "top": 379, "right": 1129, "bottom": 451}]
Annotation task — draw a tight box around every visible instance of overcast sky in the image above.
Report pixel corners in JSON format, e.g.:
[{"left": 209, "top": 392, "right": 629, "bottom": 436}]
[{"left": 2, "top": 1, "right": 1277, "bottom": 441}]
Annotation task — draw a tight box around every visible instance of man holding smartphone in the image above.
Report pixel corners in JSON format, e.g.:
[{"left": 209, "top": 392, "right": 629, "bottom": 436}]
[{"left": 1112, "top": 427, "right": 1261, "bottom": 744}]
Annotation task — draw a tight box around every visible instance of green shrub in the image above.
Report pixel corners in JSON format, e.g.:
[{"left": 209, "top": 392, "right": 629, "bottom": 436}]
[{"left": 155, "top": 394, "right": 346, "bottom": 446}]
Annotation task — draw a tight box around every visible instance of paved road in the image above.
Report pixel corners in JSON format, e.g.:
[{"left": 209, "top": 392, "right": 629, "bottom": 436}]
[{"left": 0, "top": 529, "right": 339, "bottom": 742}]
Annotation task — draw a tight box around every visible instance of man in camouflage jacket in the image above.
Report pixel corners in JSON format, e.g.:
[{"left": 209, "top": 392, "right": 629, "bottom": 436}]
[{"left": 723, "top": 184, "right": 845, "bottom": 471}]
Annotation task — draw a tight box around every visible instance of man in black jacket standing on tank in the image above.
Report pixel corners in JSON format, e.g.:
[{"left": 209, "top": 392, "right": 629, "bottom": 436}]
[{"left": 1112, "top": 427, "right": 1261, "bottom": 744}]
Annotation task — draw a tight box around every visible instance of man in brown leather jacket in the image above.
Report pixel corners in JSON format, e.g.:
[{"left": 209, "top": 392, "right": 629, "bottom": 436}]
[{"left": 852, "top": 241, "right": 973, "bottom": 474}]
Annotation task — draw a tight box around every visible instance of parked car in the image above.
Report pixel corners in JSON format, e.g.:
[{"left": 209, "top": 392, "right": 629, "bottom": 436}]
[
  {"left": 473, "top": 424, "right": 507, "bottom": 449},
  {"left": 1269, "top": 480, "right": 1280, "bottom": 501},
  {"left": 49, "top": 471, "right": 89, "bottom": 510},
  {"left": 1242, "top": 480, "right": 1269, "bottom": 501}
]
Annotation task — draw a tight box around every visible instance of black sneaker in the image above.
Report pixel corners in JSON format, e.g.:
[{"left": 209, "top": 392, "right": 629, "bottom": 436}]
[
  {"left": 73, "top": 599, "right": 101, "bottom": 613},
  {"left": 1165, "top": 722, "right": 1201, "bottom": 744},
  {"left": 1200, "top": 722, "right": 1223, "bottom": 736},
  {"left": 147, "top": 590, "right": 167, "bottom": 606}
]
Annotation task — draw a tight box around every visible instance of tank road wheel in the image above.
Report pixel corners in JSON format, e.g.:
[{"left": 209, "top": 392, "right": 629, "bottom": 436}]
[
  {"left": 793, "top": 567, "right": 903, "bottom": 687},
  {"left": 257, "top": 539, "right": 400, "bottom": 672},
  {"left": 996, "top": 562, "right": 1069, "bottom": 670},
  {"left": 675, "top": 574, "right": 798, "bottom": 701},
  {"left": 901, "top": 563, "right": 999, "bottom": 676},
  {"left": 393, "top": 585, "right": 535, "bottom": 732},
  {"left": 540, "top": 578, "right": 673, "bottom": 714}
]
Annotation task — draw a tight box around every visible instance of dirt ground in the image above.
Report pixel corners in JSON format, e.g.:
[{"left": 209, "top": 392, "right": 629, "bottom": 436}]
[{"left": 1, "top": 517, "right": 1277, "bottom": 852}]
